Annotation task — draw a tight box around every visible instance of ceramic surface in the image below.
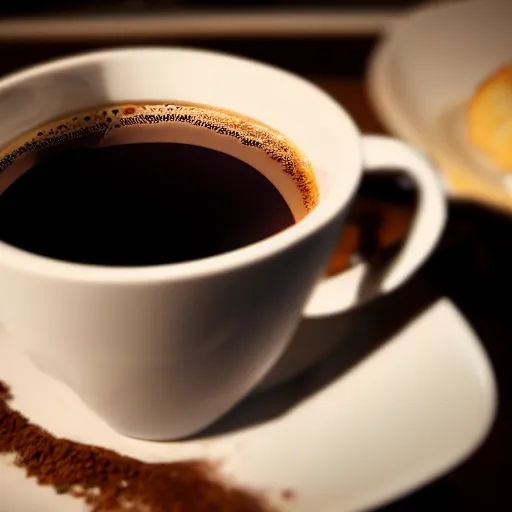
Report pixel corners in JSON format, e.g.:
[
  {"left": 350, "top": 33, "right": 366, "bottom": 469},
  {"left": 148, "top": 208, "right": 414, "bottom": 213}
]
[
  {"left": 368, "top": 0, "right": 512, "bottom": 195},
  {"left": 0, "top": 48, "right": 445, "bottom": 438},
  {"left": 0, "top": 298, "right": 496, "bottom": 512}
]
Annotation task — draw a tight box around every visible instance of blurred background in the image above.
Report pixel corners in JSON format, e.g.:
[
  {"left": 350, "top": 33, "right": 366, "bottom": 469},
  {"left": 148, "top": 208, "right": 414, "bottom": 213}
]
[
  {"left": 1, "top": 1, "right": 510, "bottom": 511},
  {"left": 0, "top": 0, "right": 443, "bottom": 77}
]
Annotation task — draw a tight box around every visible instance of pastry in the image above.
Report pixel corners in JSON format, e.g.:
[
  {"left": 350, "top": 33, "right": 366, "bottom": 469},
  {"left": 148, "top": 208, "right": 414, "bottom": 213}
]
[{"left": 466, "top": 64, "right": 512, "bottom": 171}]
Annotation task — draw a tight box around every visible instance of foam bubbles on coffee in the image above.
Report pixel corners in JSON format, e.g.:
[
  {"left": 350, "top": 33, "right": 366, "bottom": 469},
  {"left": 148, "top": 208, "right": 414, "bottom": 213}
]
[{"left": 0, "top": 103, "right": 319, "bottom": 216}]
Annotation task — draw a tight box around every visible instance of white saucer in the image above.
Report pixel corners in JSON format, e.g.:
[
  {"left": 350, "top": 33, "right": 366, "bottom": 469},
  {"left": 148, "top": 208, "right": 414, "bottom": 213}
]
[
  {"left": 0, "top": 297, "right": 496, "bottom": 512},
  {"left": 368, "top": 0, "right": 512, "bottom": 194}
]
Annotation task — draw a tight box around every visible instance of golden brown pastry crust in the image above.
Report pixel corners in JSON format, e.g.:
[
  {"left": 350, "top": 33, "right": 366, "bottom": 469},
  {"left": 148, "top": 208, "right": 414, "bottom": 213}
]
[{"left": 466, "top": 65, "right": 512, "bottom": 171}]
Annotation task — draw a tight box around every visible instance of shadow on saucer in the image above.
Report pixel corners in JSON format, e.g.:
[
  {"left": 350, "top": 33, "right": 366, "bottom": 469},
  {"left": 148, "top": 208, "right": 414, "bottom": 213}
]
[{"left": 191, "top": 265, "right": 440, "bottom": 440}]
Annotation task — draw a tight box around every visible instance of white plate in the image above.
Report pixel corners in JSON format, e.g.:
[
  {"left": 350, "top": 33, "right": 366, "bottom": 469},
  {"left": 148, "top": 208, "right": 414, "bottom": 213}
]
[
  {"left": 0, "top": 297, "right": 496, "bottom": 512},
  {"left": 368, "top": 0, "right": 512, "bottom": 193}
]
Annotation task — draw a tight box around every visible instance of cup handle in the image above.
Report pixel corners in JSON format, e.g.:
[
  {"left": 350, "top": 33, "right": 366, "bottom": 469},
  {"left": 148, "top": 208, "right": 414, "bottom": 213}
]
[{"left": 304, "top": 135, "right": 447, "bottom": 318}]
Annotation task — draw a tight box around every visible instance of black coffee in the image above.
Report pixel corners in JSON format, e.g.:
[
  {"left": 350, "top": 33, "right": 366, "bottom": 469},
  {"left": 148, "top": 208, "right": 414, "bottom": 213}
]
[
  {"left": 0, "top": 142, "right": 295, "bottom": 266},
  {"left": 0, "top": 103, "right": 319, "bottom": 266}
]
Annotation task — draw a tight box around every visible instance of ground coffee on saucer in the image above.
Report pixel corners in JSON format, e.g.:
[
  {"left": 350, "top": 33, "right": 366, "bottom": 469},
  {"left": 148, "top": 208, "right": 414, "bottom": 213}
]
[{"left": 0, "top": 381, "right": 272, "bottom": 512}]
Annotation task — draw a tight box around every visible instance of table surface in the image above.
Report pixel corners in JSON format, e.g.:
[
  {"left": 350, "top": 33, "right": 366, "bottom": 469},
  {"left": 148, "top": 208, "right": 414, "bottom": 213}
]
[{"left": 0, "top": 43, "right": 510, "bottom": 511}]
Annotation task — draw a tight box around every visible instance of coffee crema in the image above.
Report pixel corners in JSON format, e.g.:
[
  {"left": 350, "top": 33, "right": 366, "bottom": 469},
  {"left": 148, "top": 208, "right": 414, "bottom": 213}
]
[
  {"left": 0, "top": 103, "right": 319, "bottom": 267},
  {"left": 0, "top": 103, "right": 319, "bottom": 214}
]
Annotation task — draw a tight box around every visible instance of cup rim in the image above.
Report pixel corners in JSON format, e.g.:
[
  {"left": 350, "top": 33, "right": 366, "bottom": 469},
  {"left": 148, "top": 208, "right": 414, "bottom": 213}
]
[{"left": 0, "top": 46, "right": 362, "bottom": 283}]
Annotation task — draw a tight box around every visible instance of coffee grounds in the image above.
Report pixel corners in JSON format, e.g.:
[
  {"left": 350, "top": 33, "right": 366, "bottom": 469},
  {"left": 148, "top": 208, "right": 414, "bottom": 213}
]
[{"left": 0, "top": 380, "right": 274, "bottom": 511}]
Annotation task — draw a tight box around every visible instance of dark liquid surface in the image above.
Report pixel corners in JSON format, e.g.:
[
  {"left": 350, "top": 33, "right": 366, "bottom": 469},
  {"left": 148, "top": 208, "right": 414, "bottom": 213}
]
[{"left": 0, "top": 143, "right": 295, "bottom": 266}]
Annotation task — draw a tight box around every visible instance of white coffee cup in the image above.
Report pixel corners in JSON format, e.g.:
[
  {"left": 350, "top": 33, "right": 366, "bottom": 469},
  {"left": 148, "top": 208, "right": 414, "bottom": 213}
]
[{"left": 0, "top": 47, "right": 446, "bottom": 440}]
